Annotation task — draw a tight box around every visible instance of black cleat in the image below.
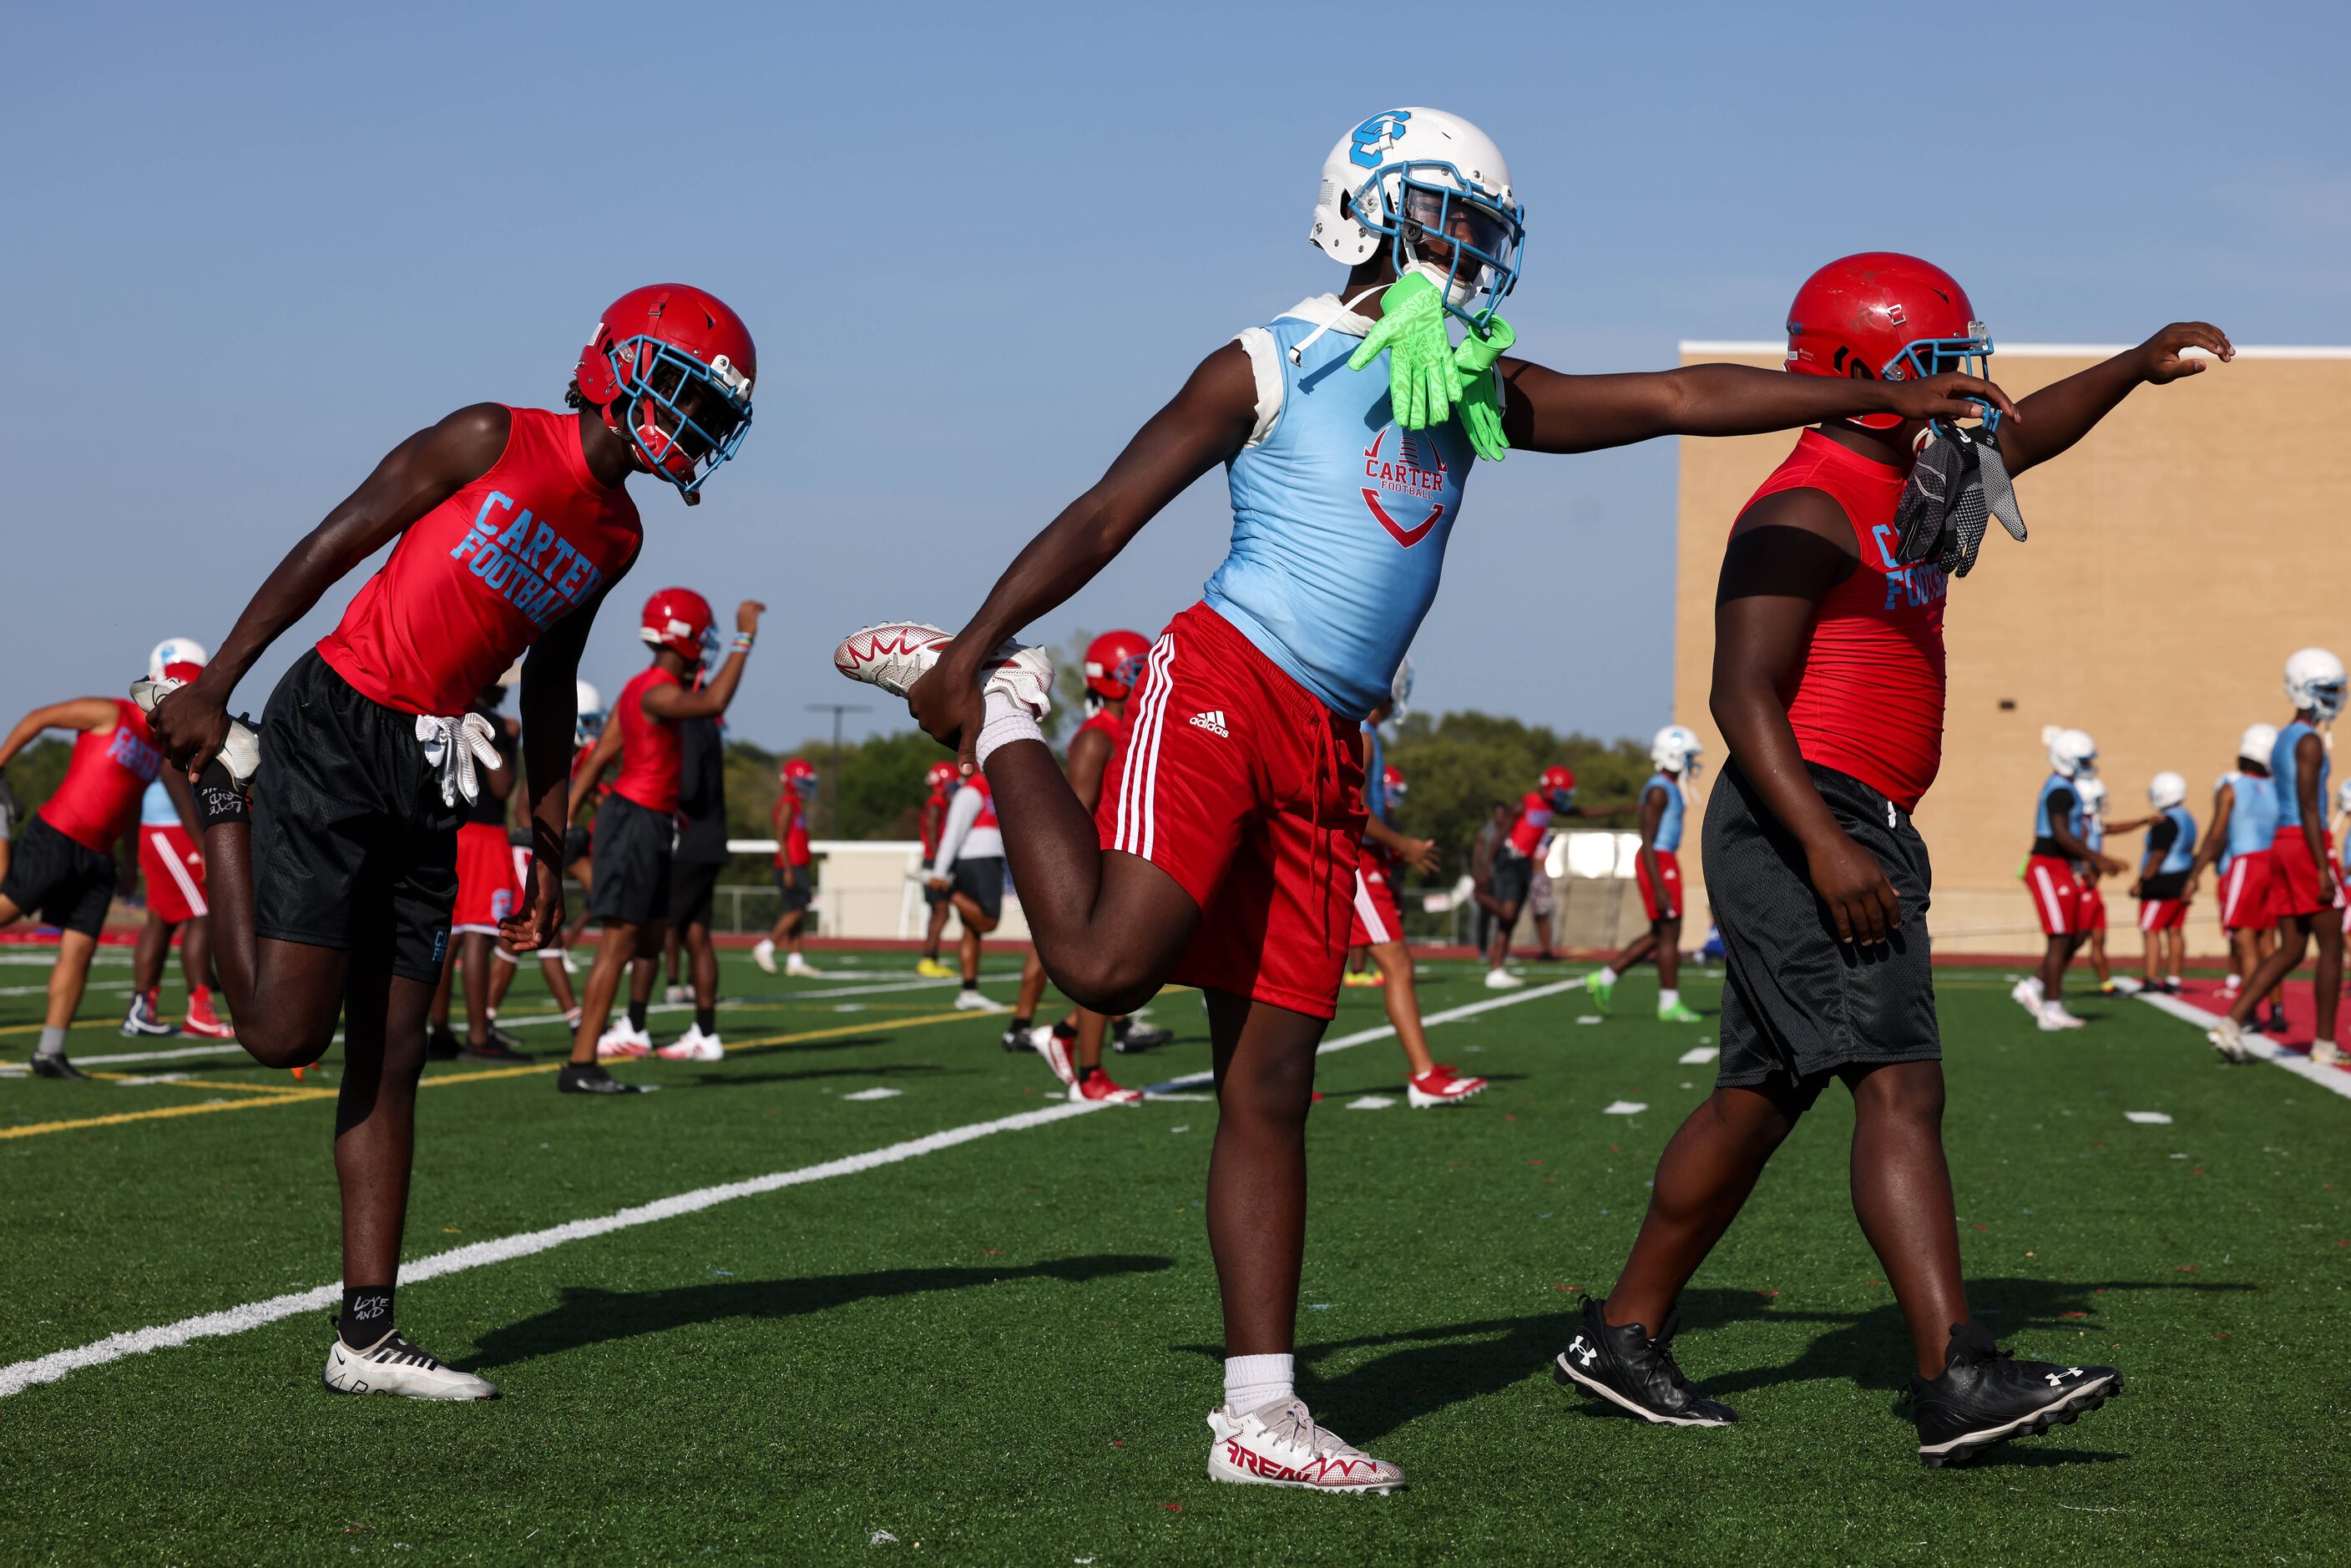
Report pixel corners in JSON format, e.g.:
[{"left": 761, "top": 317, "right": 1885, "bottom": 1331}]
[
  {"left": 487, "top": 1023, "right": 527, "bottom": 1052},
  {"left": 458, "top": 1039, "right": 533, "bottom": 1064},
  {"left": 426, "top": 1026, "right": 465, "bottom": 1061},
  {"left": 31, "top": 1055, "right": 93, "bottom": 1080},
  {"left": 558, "top": 1062, "right": 645, "bottom": 1095},
  {"left": 1909, "top": 1322, "right": 2119, "bottom": 1468},
  {"left": 1000, "top": 1024, "right": 1033, "bottom": 1053},
  {"left": 1550, "top": 1295, "right": 1737, "bottom": 1426},
  {"left": 1114, "top": 1021, "right": 1173, "bottom": 1053}
]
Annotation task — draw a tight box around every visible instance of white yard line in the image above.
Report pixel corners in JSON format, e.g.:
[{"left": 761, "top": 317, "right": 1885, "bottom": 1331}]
[
  {"left": 2136, "top": 990, "right": 2351, "bottom": 1102},
  {"left": 0, "top": 972, "right": 1584, "bottom": 1399}
]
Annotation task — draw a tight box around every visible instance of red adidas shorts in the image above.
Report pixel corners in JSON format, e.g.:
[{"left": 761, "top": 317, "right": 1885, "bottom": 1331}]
[
  {"left": 139, "top": 824, "right": 208, "bottom": 923},
  {"left": 2138, "top": 898, "right": 2187, "bottom": 932},
  {"left": 2078, "top": 882, "right": 2108, "bottom": 931},
  {"left": 453, "top": 821, "right": 523, "bottom": 933},
  {"left": 2025, "top": 855, "right": 2084, "bottom": 936},
  {"left": 2219, "top": 852, "right": 2275, "bottom": 931},
  {"left": 1636, "top": 848, "right": 1683, "bottom": 922},
  {"left": 1100, "top": 603, "right": 1364, "bottom": 1019},
  {"left": 1348, "top": 854, "right": 1403, "bottom": 948},
  {"left": 2270, "top": 827, "right": 2344, "bottom": 918}
]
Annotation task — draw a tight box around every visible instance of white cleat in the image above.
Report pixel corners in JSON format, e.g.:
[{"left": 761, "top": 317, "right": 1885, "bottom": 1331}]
[
  {"left": 785, "top": 953, "right": 824, "bottom": 978},
  {"left": 953, "top": 989, "right": 1006, "bottom": 1012},
  {"left": 2010, "top": 977, "right": 2045, "bottom": 1015},
  {"left": 751, "top": 938, "right": 779, "bottom": 974},
  {"left": 2036, "top": 1002, "right": 2087, "bottom": 1032},
  {"left": 2206, "top": 1016, "right": 2249, "bottom": 1063},
  {"left": 1407, "top": 1066, "right": 1489, "bottom": 1108},
  {"left": 131, "top": 676, "right": 262, "bottom": 787},
  {"left": 657, "top": 1024, "right": 725, "bottom": 1062},
  {"left": 834, "top": 622, "right": 1054, "bottom": 717},
  {"left": 322, "top": 1327, "right": 498, "bottom": 1401},
  {"left": 1483, "top": 968, "right": 1525, "bottom": 990},
  {"left": 662, "top": 983, "right": 690, "bottom": 1005},
  {"left": 1030, "top": 1025, "right": 1076, "bottom": 1087},
  {"left": 1206, "top": 1398, "right": 1404, "bottom": 1494},
  {"left": 2311, "top": 1040, "right": 2343, "bottom": 1068},
  {"left": 597, "top": 1019, "right": 653, "bottom": 1060}
]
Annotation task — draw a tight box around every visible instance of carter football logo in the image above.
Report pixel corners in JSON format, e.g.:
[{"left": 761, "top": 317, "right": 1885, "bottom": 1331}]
[
  {"left": 1349, "top": 109, "right": 1412, "bottom": 169},
  {"left": 1361, "top": 427, "right": 1448, "bottom": 547}
]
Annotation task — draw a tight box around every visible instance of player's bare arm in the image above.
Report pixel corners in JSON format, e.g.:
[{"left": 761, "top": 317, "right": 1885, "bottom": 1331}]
[
  {"left": 2000, "top": 324, "right": 2232, "bottom": 475},
  {"left": 2186, "top": 783, "right": 2234, "bottom": 887},
  {"left": 1711, "top": 487, "right": 1903, "bottom": 945},
  {"left": 1636, "top": 782, "right": 1667, "bottom": 894},
  {"left": 505, "top": 579, "right": 618, "bottom": 953},
  {"left": 1364, "top": 813, "right": 1439, "bottom": 875},
  {"left": 1494, "top": 360, "right": 2020, "bottom": 456},
  {"left": 0, "top": 699, "right": 120, "bottom": 767},
  {"left": 908, "top": 348, "right": 1257, "bottom": 761},
  {"left": 149, "top": 405, "right": 516, "bottom": 778},
  {"left": 566, "top": 700, "right": 626, "bottom": 822},
  {"left": 641, "top": 601, "right": 766, "bottom": 722},
  {"left": 2294, "top": 730, "right": 2334, "bottom": 900}
]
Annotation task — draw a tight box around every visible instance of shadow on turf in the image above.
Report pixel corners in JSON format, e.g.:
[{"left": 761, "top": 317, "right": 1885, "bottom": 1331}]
[
  {"left": 1176, "top": 1274, "right": 2236, "bottom": 1447},
  {"left": 463, "top": 1254, "right": 1177, "bottom": 1371}
]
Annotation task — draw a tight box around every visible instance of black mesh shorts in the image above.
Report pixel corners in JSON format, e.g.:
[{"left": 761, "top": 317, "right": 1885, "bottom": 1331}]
[
  {"left": 1706, "top": 759, "right": 1940, "bottom": 1087},
  {"left": 251, "top": 650, "right": 461, "bottom": 984},
  {"left": 776, "top": 862, "right": 815, "bottom": 913},
  {"left": 564, "top": 823, "right": 592, "bottom": 867},
  {"left": 948, "top": 856, "right": 1004, "bottom": 923},
  {"left": 920, "top": 857, "right": 947, "bottom": 907},
  {"left": 670, "top": 857, "right": 722, "bottom": 930},
  {"left": 1488, "top": 852, "right": 1534, "bottom": 908},
  {"left": 588, "top": 795, "right": 674, "bottom": 927},
  {"left": 0, "top": 815, "right": 118, "bottom": 938}
]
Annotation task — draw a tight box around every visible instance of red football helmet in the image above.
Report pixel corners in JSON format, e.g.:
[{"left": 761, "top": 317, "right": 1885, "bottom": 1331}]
[
  {"left": 1540, "top": 764, "right": 1576, "bottom": 809},
  {"left": 640, "top": 587, "right": 716, "bottom": 663},
  {"left": 1378, "top": 764, "right": 1407, "bottom": 812},
  {"left": 1784, "top": 252, "right": 1990, "bottom": 431},
  {"left": 925, "top": 760, "right": 960, "bottom": 791},
  {"left": 574, "top": 284, "right": 757, "bottom": 503},
  {"left": 1083, "top": 630, "right": 1152, "bottom": 702},
  {"left": 781, "top": 757, "right": 820, "bottom": 797}
]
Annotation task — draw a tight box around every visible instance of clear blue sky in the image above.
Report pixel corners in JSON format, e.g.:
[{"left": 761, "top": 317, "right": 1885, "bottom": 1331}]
[{"left": 3, "top": 1, "right": 2342, "bottom": 749}]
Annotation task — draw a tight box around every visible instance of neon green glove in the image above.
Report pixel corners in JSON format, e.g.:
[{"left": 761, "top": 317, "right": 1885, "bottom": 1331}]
[
  {"left": 1347, "top": 270, "right": 1458, "bottom": 430},
  {"left": 1451, "top": 314, "right": 1515, "bottom": 462}
]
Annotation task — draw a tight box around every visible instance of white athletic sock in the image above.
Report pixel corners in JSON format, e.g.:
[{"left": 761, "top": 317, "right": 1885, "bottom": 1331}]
[
  {"left": 1658, "top": 988, "right": 1681, "bottom": 1010},
  {"left": 974, "top": 690, "right": 1045, "bottom": 769},
  {"left": 1224, "top": 1353, "right": 1294, "bottom": 1414},
  {"left": 35, "top": 1025, "right": 68, "bottom": 1060},
  {"left": 1595, "top": 966, "right": 1619, "bottom": 986}
]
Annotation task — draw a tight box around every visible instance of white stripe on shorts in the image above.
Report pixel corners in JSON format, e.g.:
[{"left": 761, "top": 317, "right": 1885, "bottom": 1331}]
[
  {"left": 1352, "top": 869, "right": 1393, "bottom": 946},
  {"left": 149, "top": 831, "right": 207, "bottom": 918},
  {"left": 1116, "top": 635, "right": 1177, "bottom": 861},
  {"left": 2029, "top": 864, "right": 2073, "bottom": 933}
]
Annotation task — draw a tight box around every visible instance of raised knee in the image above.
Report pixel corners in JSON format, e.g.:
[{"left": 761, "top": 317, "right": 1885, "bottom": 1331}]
[{"left": 242, "top": 1028, "right": 331, "bottom": 1071}]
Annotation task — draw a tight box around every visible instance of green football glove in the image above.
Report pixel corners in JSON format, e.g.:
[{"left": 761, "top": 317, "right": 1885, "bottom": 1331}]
[
  {"left": 1347, "top": 270, "right": 1457, "bottom": 430},
  {"left": 1452, "top": 313, "right": 1515, "bottom": 463}
]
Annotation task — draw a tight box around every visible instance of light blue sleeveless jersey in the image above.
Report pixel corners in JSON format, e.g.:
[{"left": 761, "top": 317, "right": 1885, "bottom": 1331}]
[
  {"left": 2272, "top": 720, "right": 2329, "bottom": 829},
  {"left": 1206, "top": 302, "right": 1475, "bottom": 721},
  {"left": 2143, "top": 804, "right": 2196, "bottom": 876},
  {"left": 2226, "top": 773, "right": 2277, "bottom": 859},
  {"left": 2032, "top": 774, "right": 2084, "bottom": 843},
  {"left": 1645, "top": 772, "right": 1686, "bottom": 852},
  {"left": 139, "top": 777, "right": 177, "bottom": 827}
]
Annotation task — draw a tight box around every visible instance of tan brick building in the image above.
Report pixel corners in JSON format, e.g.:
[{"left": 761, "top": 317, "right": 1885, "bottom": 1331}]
[{"left": 1670, "top": 344, "right": 2351, "bottom": 956}]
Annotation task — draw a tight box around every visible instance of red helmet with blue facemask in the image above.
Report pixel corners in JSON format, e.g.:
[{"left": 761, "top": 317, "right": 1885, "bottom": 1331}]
[
  {"left": 781, "top": 757, "right": 820, "bottom": 799},
  {"left": 1540, "top": 765, "right": 1576, "bottom": 813},
  {"left": 1784, "top": 253, "right": 1993, "bottom": 433},
  {"left": 574, "top": 285, "right": 756, "bottom": 504},
  {"left": 1379, "top": 764, "right": 1408, "bottom": 816}
]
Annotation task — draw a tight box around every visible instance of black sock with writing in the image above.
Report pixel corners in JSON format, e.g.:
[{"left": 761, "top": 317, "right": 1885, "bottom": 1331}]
[
  {"left": 194, "top": 756, "right": 250, "bottom": 831},
  {"left": 340, "top": 1287, "right": 395, "bottom": 1347},
  {"left": 628, "top": 1000, "right": 648, "bottom": 1032},
  {"left": 696, "top": 1007, "right": 715, "bottom": 1035}
]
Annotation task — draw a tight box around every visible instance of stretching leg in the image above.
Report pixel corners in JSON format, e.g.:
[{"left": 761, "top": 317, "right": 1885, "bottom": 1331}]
[
  {"left": 1015, "top": 948, "right": 1050, "bottom": 1020},
  {"left": 2228, "top": 917, "right": 2312, "bottom": 1028},
  {"left": 196, "top": 818, "right": 349, "bottom": 1067},
  {"left": 569, "top": 918, "right": 642, "bottom": 1065},
  {"left": 1610, "top": 929, "right": 1661, "bottom": 977},
  {"left": 1844, "top": 1061, "right": 1971, "bottom": 1378},
  {"left": 1484, "top": 900, "right": 1523, "bottom": 972},
  {"left": 180, "top": 913, "right": 213, "bottom": 999},
  {"left": 335, "top": 957, "right": 434, "bottom": 1294},
  {"left": 1204, "top": 989, "right": 1327, "bottom": 1356}
]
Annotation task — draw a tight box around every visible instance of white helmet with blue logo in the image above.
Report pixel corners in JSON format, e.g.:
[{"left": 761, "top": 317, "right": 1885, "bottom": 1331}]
[
  {"left": 2284, "top": 647, "right": 2346, "bottom": 719},
  {"left": 2148, "top": 771, "right": 2187, "bottom": 810},
  {"left": 1651, "top": 724, "right": 1704, "bottom": 779},
  {"left": 2239, "top": 722, "right": 2278, "bottom": 766},
  {"left": 2044, "top": 726, "right": 2098, "bottom": 779},
  {"left": 1311, "top": 109, "right": 1524, "bottom": 326},
  {"left": 148, "top": 638, "right": 208, "bottom": 680}
]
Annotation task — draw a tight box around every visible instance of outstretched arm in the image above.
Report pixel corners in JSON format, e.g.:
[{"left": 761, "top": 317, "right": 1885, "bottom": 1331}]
[
  {"left": 2001, "top": 324, "right": 2232, "bottom": 476},
  {"left": 566, "top": 711, "right": 624, "bottom": 822},
  {"left": 1495, "top": 361, "right": 2019, "bottom": 456},
  {"left": 149, "top": 404, "right": 513, "bottom": 778},
  {"left": 908, "top": 345, "right": 1258, "bottom": 761},
  {"left": 0, "top": 700, "right": 118, "bottom": 769},
  {"left": 2187, "top": 787, "right": 2234, "bottom": 882},
  {"left": 644, "top": 601, "right": 766, "bottom": 721}
]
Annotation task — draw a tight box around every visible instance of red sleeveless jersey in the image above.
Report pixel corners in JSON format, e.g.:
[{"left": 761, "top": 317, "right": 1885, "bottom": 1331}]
[
  {"left": 317, "top": 407, "right": 641, "bottom": 716},
  {"left": 966, "top": 774, "right": 999, "bottom": 828},
  {"left": 774, "top": 791, "right": 812, "bottom": 867},
  {"left": 1742, "top": 430, "right": 1944, "bottom": 810},
  {"left": 1074, "top": 707, "right": 1132, "bottom": 812},
  {"left": 919, "top": 786, "right": 951, "bottom": 858},
  {"left": 1506, "top": 791, "right": 1553, "bottom": 857},
  {"left": 609, "top": 665, "right": 683, "bottom": 814},
  {"left": 38, "top": 701, "right": 164, "bottom": 852}
]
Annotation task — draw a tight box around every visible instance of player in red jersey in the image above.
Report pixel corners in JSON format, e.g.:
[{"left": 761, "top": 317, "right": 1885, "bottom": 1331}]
[
  {"left": 422, "top": 673, "right": 538, "bottom": 1064},
  {"left": 0, "top": 683, "right": 169, "bottom": 1077},
  {"left": 145, "top": 285, "right": 756, "bottom": 1397},
  {"left": 1553, "top": 255, "right": 2223, "bottom": 1465},
  {"left": 915, "top": 760, "right": 959, "bottom": 978},
  {"left": 1484, "top": 765, "right": 1628, "bottom": 989},
  {"left": 565, "top": 588, "right": 761, "bottom": 1083},
  {"left": 1007, "top": 631, "right": 1158, "bottom": 1100},
  {"left": 753, "top": 757, "right": 822, "bottom": 978},
  {"left": 120, "top": 639, "right": 232, "bottom": 1043}
]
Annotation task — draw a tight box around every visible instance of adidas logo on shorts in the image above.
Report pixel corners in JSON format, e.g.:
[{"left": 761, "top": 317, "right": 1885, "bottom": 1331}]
[{"left": 1188, "top": 710, "right": 1229, "bottom": 737}]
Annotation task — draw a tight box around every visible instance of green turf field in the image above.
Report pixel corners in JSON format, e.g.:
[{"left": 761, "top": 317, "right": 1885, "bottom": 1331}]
[{"left": 2, "top": 947, "right": 2346, "bottom": 1563}]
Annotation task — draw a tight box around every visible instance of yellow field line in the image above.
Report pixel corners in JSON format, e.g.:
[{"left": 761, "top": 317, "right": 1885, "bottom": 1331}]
[{"left": 0, "top": 1009, "right": 986, "bottom": 1141}]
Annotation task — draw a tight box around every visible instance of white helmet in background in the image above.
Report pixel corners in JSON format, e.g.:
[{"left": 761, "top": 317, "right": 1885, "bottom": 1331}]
[
  {"left": 2338, "top": 777, "right": 2351, "bottom": 817},
  {"left": 2043, "top": 726, "right": 2098, "bottom": 779},
  {"left": 1388, "top": 656, "right": 1415, "bottom": 723},
  {"left": 2075, "top": 776, "right": 2108, "bottom": 817},
  {"left": 2148, "top": 771, "right": 2188, "bottom": 810},
  {"left": 1311, "top": 109, "right": 1524, "bottom": 325},
  {"left": 2239, "top": 722, "right": 2278, "bottom": 766},
  {"left": 574, "top": 679, "right": 605, "bottom": 746},
  {"left": 148, "top": 638, "right": 208, "bottom": 680},
  {"left": 1651, "top": 724, "right": 1704, "bottom": 780},
  {"left": 2283, "top": 647, "right": 2347, "bottom": 718}
]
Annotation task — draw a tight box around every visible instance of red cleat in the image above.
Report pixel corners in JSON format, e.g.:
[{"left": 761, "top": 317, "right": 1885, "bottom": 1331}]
[
  {"left": 1407, "top": 1065, "right": 1489, "bottom": 1108},
  {"left": 182, "top": 988, "right": 236, "bottom": 1041},
  {"left": 1068, "top": 1067, "right": 1143, "bottom": 1105}
]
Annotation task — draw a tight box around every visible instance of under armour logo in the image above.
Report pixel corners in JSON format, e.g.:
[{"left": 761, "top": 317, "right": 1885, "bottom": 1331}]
[
  {"left": 2043, "top": 1367, "right": 2083, "bottom": 1387},
  {"left": 1189, "top": 710, "right": 1229, "bottom": 737},
  {"left": 1567, "top": 1334, "right": 1598, "bottom": 1368}
]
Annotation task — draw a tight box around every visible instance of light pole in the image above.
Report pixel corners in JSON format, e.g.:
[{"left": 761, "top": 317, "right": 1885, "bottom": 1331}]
[{"left": 805, "top": 702, "right": 869, "bottom": 839}]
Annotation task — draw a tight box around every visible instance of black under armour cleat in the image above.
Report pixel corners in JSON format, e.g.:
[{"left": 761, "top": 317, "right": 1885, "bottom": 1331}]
[
  {"left": 458, "top": 1039, "right": 532, "bottom": 1065},
  {"left": 1114, "top": 1021, "right": 1173, "bottom": 1053},
  {"left": 558, "top": 1062, "right": 645, "bottom": 1095},
  {"left": 1550, "top": 1295, "right": 1737, "bottom": 1427},
  {"left": 1909, "top": 1322, "right": 2119, "bottom": 1468},
  {"left": 31, "top": 1055, "right": 93, "bottom": 1080},
  {"left": 426, "top": 1026, "right": 465, "bottom": 1062}
]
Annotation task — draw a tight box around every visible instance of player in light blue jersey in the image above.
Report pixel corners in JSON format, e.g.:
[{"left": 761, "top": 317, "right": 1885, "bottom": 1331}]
[
  {"left": 1590, "top": 726, "right": 1704, "bottom": 1022},
  {"left": 2130, "top": 772, "right": 2197, "bottom": 992},
  {"left": 2187, "top": 726, "right": 2284, "bottom": 1034},
  {"left": 847, "top": 108, "right": 2015, "bottom": 1494}
]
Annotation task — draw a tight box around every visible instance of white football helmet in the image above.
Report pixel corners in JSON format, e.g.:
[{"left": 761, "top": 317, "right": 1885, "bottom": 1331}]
[
  {"left": 148, "top": 638, "right": 208, "bottom": 680},
  {"left": 1651, "top": 724, "right": 1704, "bottom": 780},
  {"left": 2148, "top": 771, "right": 2187, "bottom": 810},
  {"left": 2075, "top": 776, "right": 2108, "bottom": 817},
  {"left": 2043, "top": 726, "right": 2098, "bottom": 779},
  {"left": 1311, "top": 109, "right": 1524, "bottom": 325},
  {"left": 2283, "top": 647, "right": 2346, "bottom": 719},
  {"left": 2239, "top": 722, "right": 2278, "bottom": 766},
  {"left": 574, "top": 679, "right": 605, "bottom": 746},
  {"left": 1389, "top": 656, "right": 1415, "bottom": 723}
]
